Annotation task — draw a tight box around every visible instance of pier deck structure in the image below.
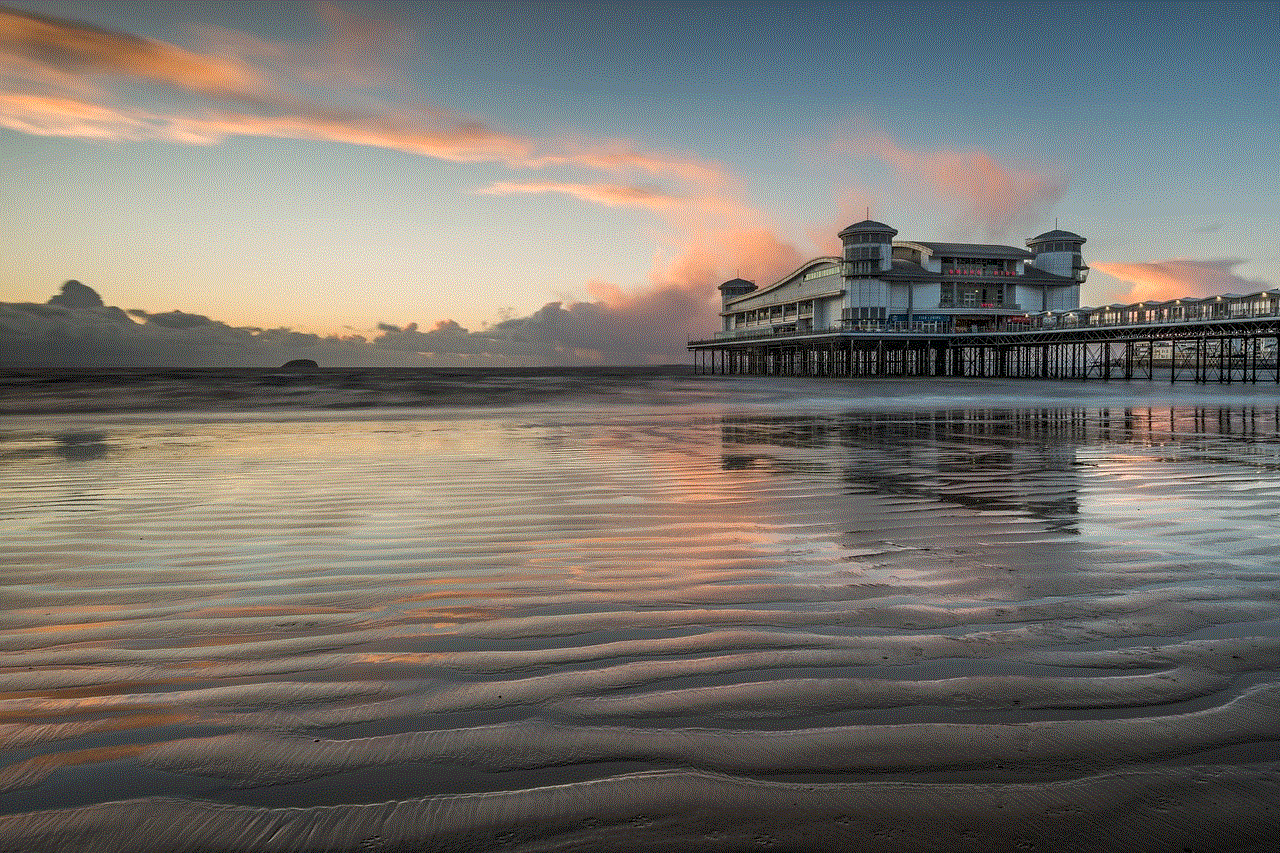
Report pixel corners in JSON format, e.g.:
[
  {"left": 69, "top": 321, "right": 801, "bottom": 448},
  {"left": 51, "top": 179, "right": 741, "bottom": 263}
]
[{"left": 689, "top": 294, "right": 1280, "bottom": 383}]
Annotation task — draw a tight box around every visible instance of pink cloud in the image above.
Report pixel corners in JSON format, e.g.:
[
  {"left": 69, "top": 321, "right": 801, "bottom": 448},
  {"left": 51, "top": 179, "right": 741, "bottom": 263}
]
[
  {"left": 841, "top": 132, "right": 1065, "bottom": 240},
  {"left": 0, "top": 6, "right": 740, "bottom": 214},
  {"left": 1092, "top": 259, "right": 1270, "bottom": 304},
  {"left": 0, "top": 90, "right": 535, "bottom": 162},
  {"left": 172, "top": 110, "right": 537, "bottom": 163},
  {"left": 476, "top": 181, "right": 684, "bottom": 211},
  {"left": 535, "top": 138, "right": 732, "bottom": 196},
  {"left": 805, "top": 190, "right": 881, "bottom": 255},
  {"left": 0, "top": 219, "right": 808, "bottom": 366},
  {"left": 464, "top": 227, "right": 806, "bottom": 363},
  {"left": 0, "top": 91, "right": 150, "bottom": 139},
  {"left": 0, "top": 7, "right": 803, "bottom": 365},
  {"left": 0, "top": 6, "right": 261, "bottom": 98},
  {"left": 192, "top": 2, "right": 415, "bottom": 89}
]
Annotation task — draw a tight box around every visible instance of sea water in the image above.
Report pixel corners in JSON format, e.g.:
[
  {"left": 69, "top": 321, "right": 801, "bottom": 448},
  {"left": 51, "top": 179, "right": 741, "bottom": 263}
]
[{"left": 2, "top": 367, "right": 1280, "bottom": 851}]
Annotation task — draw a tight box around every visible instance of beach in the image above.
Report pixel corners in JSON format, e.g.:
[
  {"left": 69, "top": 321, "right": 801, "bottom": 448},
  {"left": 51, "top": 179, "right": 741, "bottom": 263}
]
[{"left": 2, "top": 368, "right": 1280, "bottom": 851}]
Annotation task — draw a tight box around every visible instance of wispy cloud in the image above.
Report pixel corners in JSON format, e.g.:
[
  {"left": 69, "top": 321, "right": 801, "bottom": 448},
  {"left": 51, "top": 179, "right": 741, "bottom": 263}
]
[
  {"left": 175, "top": 110, "right": 538, "bottom": 162},
  {"left": 0, "top": 5, "right": 261, "bottom": 97},
  {"left": 0, "top": 5, "right": 733, "bottom": 199},
  {"left": 839, "top": 132, "right": 1066, "bottom": 240},
  {"left": 1092, "top": 258, "right": 1271, "bottom": 304},
  {"left": 476, "top": 181, "right": 685, "bottom": 211},
  {"left": 0, "top": 90, "right": 150, "bottom": 138},
  {"left": 806, "top": 190, "right": 882, "bottom": 256},
  {"left": 533, "top": 138, "right": 733, "bottom": 196},
  {"left": 192, "top": 2, "right": 414, "bottom": 89},
  {"left": 0, "top": 5, "right": 800, "bottom": 366}
]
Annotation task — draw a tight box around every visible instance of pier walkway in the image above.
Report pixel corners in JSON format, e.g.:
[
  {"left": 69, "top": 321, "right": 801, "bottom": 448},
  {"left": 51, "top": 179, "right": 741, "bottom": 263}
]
[{"left": 689, "top": 296, "right": 1280, "bottom": 383}]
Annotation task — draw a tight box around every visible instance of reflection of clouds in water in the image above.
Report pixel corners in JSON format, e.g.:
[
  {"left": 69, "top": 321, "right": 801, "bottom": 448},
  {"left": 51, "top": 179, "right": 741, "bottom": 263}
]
[
  {"left": 53, "top": 431, "right": 109, "bottom": 462},
  {"left": 5, "top": 401, "right": 1280, "bottom": 849},
  {"left": 0, "top": 430, "right": 111, "bottom": 462},
  {"left": 0, "top": 430, "right": 114, "bottom": 519}
]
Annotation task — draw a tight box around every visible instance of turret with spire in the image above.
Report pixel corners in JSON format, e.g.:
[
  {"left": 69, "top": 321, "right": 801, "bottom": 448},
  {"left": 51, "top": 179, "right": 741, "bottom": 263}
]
[
  {"left": 718, "top": 276, "right": 757, "bottom": 302},
  {"left": 1026, "top": 227, "right": 1088, "bottom": 282},
  {"left": 839, "top": 216, "right": 897, "bottom": 274}
]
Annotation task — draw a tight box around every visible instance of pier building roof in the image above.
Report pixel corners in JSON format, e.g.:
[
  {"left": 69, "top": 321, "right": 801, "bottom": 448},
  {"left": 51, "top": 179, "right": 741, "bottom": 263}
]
[
  {"left": 838, "top": 218, "right": 897, "bottom": 237},
  {"left": 724, "top": 258, "right": 842, "bottom": 309},
  {"left": 902, "top": 241, "right": 1035, "bottom": 260},
  {"left": 1028, "top": 228, "right": 1086, "bottom": 245}
]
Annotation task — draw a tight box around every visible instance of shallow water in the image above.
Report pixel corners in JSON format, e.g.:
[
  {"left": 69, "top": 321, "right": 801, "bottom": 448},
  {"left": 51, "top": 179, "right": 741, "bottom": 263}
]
[{"left": 3, "top": 370, "right": 1280, "bottom": 850}]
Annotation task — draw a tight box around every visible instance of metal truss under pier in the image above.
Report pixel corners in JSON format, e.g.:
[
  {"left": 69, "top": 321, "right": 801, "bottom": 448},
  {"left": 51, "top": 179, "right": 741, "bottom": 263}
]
[{"left": 688, "top": 317, "right": 1280, "bottom": 383}]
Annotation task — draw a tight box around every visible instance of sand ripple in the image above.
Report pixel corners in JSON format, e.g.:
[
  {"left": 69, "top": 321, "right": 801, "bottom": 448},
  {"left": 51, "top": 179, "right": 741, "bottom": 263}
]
[{"left": 4, "top": 397, "right": 1280, "bottom": 849}]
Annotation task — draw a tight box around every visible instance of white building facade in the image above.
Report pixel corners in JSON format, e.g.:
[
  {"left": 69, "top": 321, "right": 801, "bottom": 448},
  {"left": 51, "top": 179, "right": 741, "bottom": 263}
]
[{"left": 719, "top": 220, "right": 1087, "bottom": 336}]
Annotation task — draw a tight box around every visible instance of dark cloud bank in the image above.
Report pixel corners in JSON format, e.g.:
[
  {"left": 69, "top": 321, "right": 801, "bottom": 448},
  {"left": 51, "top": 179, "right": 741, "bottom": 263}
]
[{"left": 0, "top": 281, "right": 716, "bottom": 368}]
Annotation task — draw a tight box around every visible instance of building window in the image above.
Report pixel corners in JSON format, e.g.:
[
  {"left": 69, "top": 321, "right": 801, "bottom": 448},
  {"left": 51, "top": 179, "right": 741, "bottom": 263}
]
[
  {"left": 802, "top": 266, "right": 838, "bottom": 281},
  {"left": 845, "top": 246, "right": 880, "bottom": 262},
  {"left": 940, "top": 283, "right": 1006, "bottom": 308}
]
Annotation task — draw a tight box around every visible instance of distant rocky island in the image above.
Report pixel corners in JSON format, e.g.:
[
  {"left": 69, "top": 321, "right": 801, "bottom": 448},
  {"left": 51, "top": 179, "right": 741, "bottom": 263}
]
[{"left": 279, "top": 358, "right": 319, "bottom": 370}]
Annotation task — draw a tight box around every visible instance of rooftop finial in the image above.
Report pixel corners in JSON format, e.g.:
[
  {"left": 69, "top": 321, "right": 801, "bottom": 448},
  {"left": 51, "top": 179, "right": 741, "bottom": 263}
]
[{"left": 866, "top": 206, "right": 870, "bottom": 220}]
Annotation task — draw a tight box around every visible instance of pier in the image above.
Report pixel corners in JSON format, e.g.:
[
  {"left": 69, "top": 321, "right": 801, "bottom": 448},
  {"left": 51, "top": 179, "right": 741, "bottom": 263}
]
[{"left": 689, "top": 291, "right": 1280, "bottom": 383}]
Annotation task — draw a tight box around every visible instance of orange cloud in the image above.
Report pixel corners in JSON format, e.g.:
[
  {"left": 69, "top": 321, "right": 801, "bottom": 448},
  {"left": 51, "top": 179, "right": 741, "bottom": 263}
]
[
  {"left": 466, "top": 227, "right": 807, "bottom": 363},
  {"left": 0, "top": 90, "right": 535, "bottom": 162},
  {"left": 841, "top": 132, "right": 1065, "bottom": 239},
  {"left": 192, "top": 2, "right": 415, "bottom": 89},
  {"left": 535, "top": 138, "right": 732, "bottom": 196},
  {"left": 1092, "top": 259, "right": 1270, "bottom": 304},
  {"left": 0, "top": 91, "right": 149, "bottom": 138},
  {"left": 476, "top": 181, "right": 685, "bottom": 211},
  {"left": 0, "top": 6, "right": 261, "bottom": 97},
  {"left": 0, "top": 6, "right": 801, "bottom": 364},
  {"left": 173, "top": 111, "right": 536, "bottom": 164},
  {"left": 805, "top": 190, "right": 881, "bottom": 256},
  {"left": 0, "top": 221, "right": 808, "bottom": 366},
  {"left": 0, "top": 6, "right": 740, "bottom": 213}
]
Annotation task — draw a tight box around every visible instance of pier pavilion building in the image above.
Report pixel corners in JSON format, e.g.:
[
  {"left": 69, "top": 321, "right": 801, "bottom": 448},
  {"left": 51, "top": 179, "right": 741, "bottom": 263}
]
[{"left": 718, "top": 219, "right": 1088, "bottom": 336}]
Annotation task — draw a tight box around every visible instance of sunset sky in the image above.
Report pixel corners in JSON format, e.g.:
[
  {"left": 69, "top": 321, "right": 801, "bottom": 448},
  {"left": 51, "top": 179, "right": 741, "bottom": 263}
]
[{"left": 2, "top": 0, "right": 1277, "bottom": 366}]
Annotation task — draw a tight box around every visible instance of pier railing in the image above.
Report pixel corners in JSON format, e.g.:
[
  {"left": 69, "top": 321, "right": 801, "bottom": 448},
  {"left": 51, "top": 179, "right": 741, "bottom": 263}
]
[
  {"left": 699, "top": 288, "right": 1280, "bottom": 347},
  {"left": 690, "top": 299, "right": 1280, "bottom": 384}
]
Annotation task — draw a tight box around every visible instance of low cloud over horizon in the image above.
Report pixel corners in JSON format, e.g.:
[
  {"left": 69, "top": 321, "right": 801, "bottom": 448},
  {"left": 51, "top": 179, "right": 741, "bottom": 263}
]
[
  {"left": 1091, "top": 259, "right": 1272, "bottom": 306},
  {"left": 8, "top": 250, "right": 1276, "bottom": 370},
  {"left": 0, "top": 277, "right": 738, "bottom": 368}
]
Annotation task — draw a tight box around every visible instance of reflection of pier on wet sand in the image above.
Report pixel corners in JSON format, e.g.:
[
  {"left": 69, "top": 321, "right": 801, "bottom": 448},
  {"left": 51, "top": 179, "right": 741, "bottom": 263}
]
[{"left": 4, "top": 392, "right": 1280, "bottom": 850}]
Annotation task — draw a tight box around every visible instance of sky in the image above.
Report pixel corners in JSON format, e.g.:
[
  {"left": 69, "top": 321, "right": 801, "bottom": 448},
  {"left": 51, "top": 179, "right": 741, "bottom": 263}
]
[{"left": 1, "top": 0, "right": 1277, "bottom": 367}]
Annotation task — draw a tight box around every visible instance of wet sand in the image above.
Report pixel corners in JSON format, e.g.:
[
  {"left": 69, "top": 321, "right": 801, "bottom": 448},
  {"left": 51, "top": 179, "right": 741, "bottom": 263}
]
[{"left": 3, "top": 376, "right": 1280, "bottom": 850}]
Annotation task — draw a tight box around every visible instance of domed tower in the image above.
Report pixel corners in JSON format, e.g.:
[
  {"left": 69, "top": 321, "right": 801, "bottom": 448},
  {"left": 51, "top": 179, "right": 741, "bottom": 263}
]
[
  {"left": 718, "top": 277, "right": 757, "bottom": 304},
  {"left": 1027, "top": 228, "right": 1088, "bottom": 282},
  {"left": 717, "top": 277, "right": 757, "bottom": 333},
  {"left": 838, "top": 219, "right": 897, "bottom": 274}
]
